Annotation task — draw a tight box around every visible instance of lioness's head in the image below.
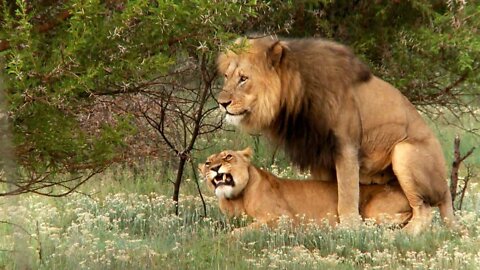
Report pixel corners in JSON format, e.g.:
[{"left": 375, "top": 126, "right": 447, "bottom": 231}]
[
  {"left": 217, "top": 37, "right": 287, "bottom": 131},
  {"left": 199, "top": 148, "right": 253, "bottom": 199}
]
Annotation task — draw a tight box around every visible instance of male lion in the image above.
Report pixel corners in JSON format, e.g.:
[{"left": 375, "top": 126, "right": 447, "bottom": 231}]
[
  {"left": 216, "top": 36, "right": 456, "bottom": 235},
  {"left": 199, "top": 148, "right": 415, "bottom": 231}
]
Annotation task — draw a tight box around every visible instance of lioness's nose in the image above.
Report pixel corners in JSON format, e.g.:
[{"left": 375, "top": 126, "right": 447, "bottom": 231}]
[
  {"left": 219, "top": 100, "right": 232, "bottom": 109},
  {"left": 211, "top": 164, "right": 221, "bottom": 172}
]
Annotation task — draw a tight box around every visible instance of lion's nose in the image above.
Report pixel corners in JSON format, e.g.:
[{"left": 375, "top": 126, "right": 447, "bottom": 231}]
[{"left": 219, "top": 100, "right": 232, "bottom": 109}]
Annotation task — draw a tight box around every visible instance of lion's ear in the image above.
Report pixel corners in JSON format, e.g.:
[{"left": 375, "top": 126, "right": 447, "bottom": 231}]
[
  {"left": 238, "top": 147, "right": 253, "bottom": 160},
  {"left": 267, "top": 41, "right": 285, "bottom": 67},
  {"left": 216, "top": 53, "right": 229, "bottom": 74}
]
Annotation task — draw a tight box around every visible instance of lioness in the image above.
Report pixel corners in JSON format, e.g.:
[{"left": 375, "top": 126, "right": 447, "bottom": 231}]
[
  {"left": 199, "top": 148, "right": 415, "bottom": 230},
  {"left": 216, "top": 36, "right": 456, "bottom": 234}
]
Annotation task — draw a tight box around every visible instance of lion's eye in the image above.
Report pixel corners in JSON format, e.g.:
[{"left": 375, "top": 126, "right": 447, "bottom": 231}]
[
  {"left": 239, "top": 75, "right": 248, "bottom": 83},
  {"left": 225, "top": 154, "right": 233, "bottom": 161},
  {"left": 224, "top": 74, "right": 228, "bottom": 79},
  {"left": 205, "top": 161, "right": 211, "bottom": 167}
]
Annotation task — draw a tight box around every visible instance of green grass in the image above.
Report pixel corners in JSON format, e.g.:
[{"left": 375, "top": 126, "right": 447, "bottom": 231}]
[
  {"left": 430, "top": 112, "right": 480, "bottom": 166},
  {"left": 0, "top": 161, "right": 479, "bottom": 270}
]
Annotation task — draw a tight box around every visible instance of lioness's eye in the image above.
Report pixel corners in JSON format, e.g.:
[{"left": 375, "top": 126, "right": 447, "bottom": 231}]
[
  {"left": 225, "top": 154, "right": 233, "bottom": 160},
  {"left": 239, "top": 75, "right": 248, "bottom": 83},
  {"left": 205, "top": 161, "right": 211, "bottom": 167},
  {"left": 224, "top": 74, "right": 228, "bottom": 79}
]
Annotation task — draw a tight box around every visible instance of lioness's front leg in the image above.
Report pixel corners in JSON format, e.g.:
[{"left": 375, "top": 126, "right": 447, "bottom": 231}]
[
  {"left": 231, "top": 218, "right": 282, "bottom": 236},
  {"left": 335, "top": 144, "right": 362, "bottom": 227},
  {"left": 231, "top": 221, "right": 264, "bottom": 236}
]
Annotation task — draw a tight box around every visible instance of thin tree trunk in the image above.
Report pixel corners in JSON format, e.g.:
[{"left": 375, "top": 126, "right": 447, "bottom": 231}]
[
  {"left": 190, "top": 158, "right": 207, "bottom": 217},
  {"left": 449, "top": 135, "right": 475, "bottom": 210},
  {"left": 450, "top": 135, "right": 461, "bottom": 205},
  {"left": 173, "top": 156, "right": 187, "bottom": 216},
  {"left": 156, "top": 53, "right": 215, "bottom": 215}
]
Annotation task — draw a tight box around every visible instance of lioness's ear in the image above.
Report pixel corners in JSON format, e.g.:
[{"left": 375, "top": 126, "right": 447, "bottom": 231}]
[
  {"left": 197, "top": 163, "right": 205, "bottom": 176},
  {"left": 239, "top": 147, "right": 253, "bottom": 160},
  {"left": 267, "top": 41, "right": 285, "bottom": 67}
]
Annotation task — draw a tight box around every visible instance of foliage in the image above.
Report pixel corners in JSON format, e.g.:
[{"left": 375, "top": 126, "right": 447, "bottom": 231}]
[
  {"left": 0, "top": 0, "right": 260, "bottom": 193},
  {"left": 2, "top": 0, "right": 243, "bottom": 162}
]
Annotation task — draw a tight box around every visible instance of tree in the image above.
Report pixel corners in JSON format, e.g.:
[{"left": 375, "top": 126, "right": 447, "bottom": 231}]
[
  {"left": 0, "top": 0, "right": 260, "bottom": 199},
  {"left": 134, "top": 54, "right": 222, "bottom": 215}
]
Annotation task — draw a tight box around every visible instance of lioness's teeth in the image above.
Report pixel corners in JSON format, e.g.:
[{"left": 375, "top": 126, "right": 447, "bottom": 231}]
[{"left": 223, "top": 174, "right": 227, "bottom": 181}]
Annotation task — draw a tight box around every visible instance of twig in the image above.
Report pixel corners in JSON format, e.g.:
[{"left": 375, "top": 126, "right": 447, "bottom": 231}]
[
  {"left": 0, "top": 221, "right": 31, "bottom": 236},
  {"left": 458, "top": 165, "right": 475, "bottom": 210},
  {"left": 36, "top": 220, "right": 43, "bottom": 265},
  {"left": 190, "top": 158, "right": 207, "bottom": 217},
  {"left": 450, "top": 134, "right": 476, "bottom": 209},
  {"left": 0, "top": 249, "right": 17, "bottom": 253}
]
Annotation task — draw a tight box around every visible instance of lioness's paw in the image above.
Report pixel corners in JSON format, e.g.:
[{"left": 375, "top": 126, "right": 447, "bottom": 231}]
[{"left": 230, "top": 227, "right": 247, "bottom": 237}]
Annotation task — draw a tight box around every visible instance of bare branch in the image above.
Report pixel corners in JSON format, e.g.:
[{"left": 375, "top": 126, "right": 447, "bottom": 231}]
[
  {"left": 0, "top": 221, "right": 31, "bottom": 236},
  {"left": 1, "top": 167, "right": 105, "bottom": 197},
  {"left": 450, "top": 134, "right": 476, "bottom": 209}
]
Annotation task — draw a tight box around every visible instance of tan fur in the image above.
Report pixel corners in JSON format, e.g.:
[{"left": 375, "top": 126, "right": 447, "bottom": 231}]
[
  {"left": 216, "top": 36, "right": 457, "bottom": 234},
  {"left": 199, "top": 148, "right": 414, "bottom": 230}
]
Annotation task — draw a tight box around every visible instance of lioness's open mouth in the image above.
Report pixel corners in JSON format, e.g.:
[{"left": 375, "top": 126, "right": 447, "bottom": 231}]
[{"left": 212, "top": 173, "right": 235, "bottom": 188}]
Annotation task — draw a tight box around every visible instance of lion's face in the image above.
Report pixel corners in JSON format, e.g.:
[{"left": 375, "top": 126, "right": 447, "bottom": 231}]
[
  {"left": 217, "top": 38, "right": 284, "bottom": 131},
  {"left": 199, "top": 148, "right": 253, "bottom": 199}
]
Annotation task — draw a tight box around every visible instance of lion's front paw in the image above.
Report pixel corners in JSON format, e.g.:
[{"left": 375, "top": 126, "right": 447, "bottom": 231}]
[{"left": 338, "top": 214, "right": 362, "bottom": 229}]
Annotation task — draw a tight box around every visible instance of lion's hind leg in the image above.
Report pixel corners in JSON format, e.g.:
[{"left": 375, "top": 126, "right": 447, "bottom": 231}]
[
  {"left": 406, "top": 205, "right": 434, "bottom": 234},
  {"left": 438, "top": 190, "right": 455, "bottom": 226},
  {"left": 391, "top": 141, "right": 449, "bottom": 235},
  {"left": 438, "top": 191, "right": 466, "bottom": 234}
]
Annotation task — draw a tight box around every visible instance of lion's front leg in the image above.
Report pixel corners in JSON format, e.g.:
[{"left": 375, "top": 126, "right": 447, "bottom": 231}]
[{"left": 335, "top": 144, "right": 362, "bottom": 227}]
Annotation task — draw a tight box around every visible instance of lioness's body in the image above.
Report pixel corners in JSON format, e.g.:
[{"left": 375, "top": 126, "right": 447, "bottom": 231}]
[
  {"left": 219, "top": 166, "right": 411, "bottom": 227},
  {"left": 200, "top": 149, "right": 413, "bottom": 229},
  {"left": 216, "top": 37, "right": 456, "bottom": 234}
]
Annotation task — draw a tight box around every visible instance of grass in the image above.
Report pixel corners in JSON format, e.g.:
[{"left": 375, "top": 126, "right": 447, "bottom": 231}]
[
  {"left": 0, "top": 188, "right": 480, "bottom": 269},
  {"left": 0, "top": 112, "right": 479, "bottom": 269},
  {"left": 0, "top": 162, "right": 479, "bottom": 270}
]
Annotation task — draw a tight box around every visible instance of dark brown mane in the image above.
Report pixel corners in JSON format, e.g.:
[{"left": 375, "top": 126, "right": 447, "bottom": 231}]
[
  {"left": 270, "top": 99, "right": 337, "bottom": 172},
  {"left": 266, "top": 38, "right": 372, "bottom": 172}
]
